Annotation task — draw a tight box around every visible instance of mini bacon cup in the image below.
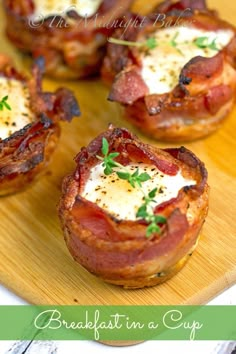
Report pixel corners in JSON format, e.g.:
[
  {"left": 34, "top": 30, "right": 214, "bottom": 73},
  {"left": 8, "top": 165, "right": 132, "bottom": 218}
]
[
  {"left": 0, "top": 56, "right": 80, "bottom": 196},
  {"left": 102, "top": 0, "right": 236, "bottom": 142},
  {"left": 4, "top": 0, "right": 134, "bottom": 79},
  {"left": 58, "top": 126, "right": 209, "bottom": 289}
]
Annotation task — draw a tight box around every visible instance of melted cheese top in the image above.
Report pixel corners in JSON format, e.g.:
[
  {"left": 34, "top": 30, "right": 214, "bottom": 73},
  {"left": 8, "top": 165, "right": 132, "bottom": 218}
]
[
  {"left": 82, "top": 162, "right": 196, "bottom": 220},
  {"left": 0, "top": 77, "right": 34, "bottom": 140},
  {"left": 33, "top": 0, "right": 103, "bottom": 18},
  {"left": 141, "top": 26, "right": 234, "bottom": 95}
]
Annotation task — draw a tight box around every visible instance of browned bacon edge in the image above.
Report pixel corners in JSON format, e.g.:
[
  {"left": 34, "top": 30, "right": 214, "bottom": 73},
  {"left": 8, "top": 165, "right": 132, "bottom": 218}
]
[{"left": 155, "top": 0, "right": 209, "bottom": 14}]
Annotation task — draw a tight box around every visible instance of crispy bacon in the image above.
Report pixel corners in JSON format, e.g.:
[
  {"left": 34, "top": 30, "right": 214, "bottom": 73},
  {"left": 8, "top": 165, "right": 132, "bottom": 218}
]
[
  {"left": 155, "top": 0, "right": 208, "bottom": 13},
  {"left": 101, "top": 13, "right": 145, "bottom": 85},
  {"left": 4, "top": 0, "right": 35, "bottom": 17},
  {"left": 3, "top": 0, "right": 134, "bottom": 79},
  {"left": 108, "top": 67, "right": 149, "bottom": 105},
  {"left": 102, "top": 2, "right": 236, "bottom": 141},
  {"left": 58, "top": 126, "right": 209, "bottom": 288},
  {"left": 0, "top": 55, "right": 80, "bottom": 196},
  {"left": 179, "top": 54, "right": 223, "bottom": 90}
]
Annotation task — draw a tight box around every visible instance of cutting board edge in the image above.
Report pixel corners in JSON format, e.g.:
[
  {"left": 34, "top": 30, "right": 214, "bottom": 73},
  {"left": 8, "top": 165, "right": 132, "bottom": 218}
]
[
  {"left": 183, "top": 268, "right": 236, "bottom": 305},
  {"left": 1, "top": 266, "right": 235, "bottom": 306}
]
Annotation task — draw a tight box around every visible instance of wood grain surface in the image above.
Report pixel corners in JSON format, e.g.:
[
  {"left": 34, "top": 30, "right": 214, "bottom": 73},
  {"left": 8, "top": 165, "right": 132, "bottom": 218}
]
[{"left": 0, "top": 0, "right": 235, "bottom": 306}]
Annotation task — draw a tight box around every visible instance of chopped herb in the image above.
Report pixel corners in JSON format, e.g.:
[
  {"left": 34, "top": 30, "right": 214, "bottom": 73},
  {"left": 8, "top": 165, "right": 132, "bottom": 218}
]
[
  {"left": 0, "top": 96, "right": 11, "bottom": 111},
  {"left": 209, "top": 38, "right": 220, "bottom": 50},
  {"left": 194, "top": 36, "right": 219, "bottom": 51},
  {"left": 169, "top": 32, "right": 184, "bottom": 56},
  {"left": 146, "top": 37, "right": 158, "bottom": 49},
  {"left": 97, "top": 138, "right": 167, "bottom": 237},
  {"left": 170, "top": 31, "right": 179, "bottom": 48},
  {"left": 194, "top": 36, "right": 209, "bottom": 48}
]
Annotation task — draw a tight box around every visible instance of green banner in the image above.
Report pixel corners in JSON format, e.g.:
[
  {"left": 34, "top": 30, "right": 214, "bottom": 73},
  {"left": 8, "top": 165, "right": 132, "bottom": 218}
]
[{"left": 0, "top": 306, "right": 235, "bottom": 341}]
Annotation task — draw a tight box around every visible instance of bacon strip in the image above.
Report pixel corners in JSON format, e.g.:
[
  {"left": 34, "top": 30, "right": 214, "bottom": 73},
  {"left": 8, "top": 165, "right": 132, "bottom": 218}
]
[
  {"left": 4, "top": 0, "right": 35, "bottom": 16},
  {"left": 58, "top": 126, "right": 209, "bottom": 288},
  {"left": 108, "top": 68, "right": 149, "bottom": 105},
  {"left": 155, "top": 0, "right": 208, "bottom": 13},
  {"left": 0, "top": 55, "right": 80, "bottom": 196},
  {"left": 74, "top": 126, "right": 179, "bottom": 189},
  {"left": 0, "top": 116, "right": 53, "bottom": 176}
]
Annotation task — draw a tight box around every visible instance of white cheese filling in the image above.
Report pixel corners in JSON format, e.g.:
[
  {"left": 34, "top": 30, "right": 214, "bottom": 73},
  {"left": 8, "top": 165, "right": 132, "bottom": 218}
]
[
  {"left": 82, "top": 162, "right": 196, "bottom": 220},
  {"left": 141, "top": 26, "right": 234, "bottom": 95},
  {"left": 33, "top": 0, "right": 103, "bottom": 18},
  {"left": 0, "top": 77, "right": 34, "bottom": 140}
]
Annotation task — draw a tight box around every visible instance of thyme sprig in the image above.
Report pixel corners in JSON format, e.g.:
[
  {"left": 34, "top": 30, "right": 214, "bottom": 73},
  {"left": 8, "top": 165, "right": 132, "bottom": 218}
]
[
  {"left": 169, "top": 32, "right": 184, "bottom": 56},
  {"left": 108, "top": 32, "right": 183, "bottom": 54},
  {"left": 136, "top": 188, "right": 166, "bottom": 237},
  {"left": 107, "top": 38, "right": 144, "bottom": 48},
  {"left": 0, "top": 96, "right": 11, "bottom": 111},
  {"left": 108, "top": 33, "right": 220, "bottom": 54},
  {"left": 96, "top": 137, "right": 167, "bottom": 237},
  {"left": 108, "top": 35, "right": 166, "bottom": 50},
  {"left": 116, "top": 168, "right": 151, "bottom": 188},
  {"left": 97, "top": 137, "right": 151, "bottom": 187}
]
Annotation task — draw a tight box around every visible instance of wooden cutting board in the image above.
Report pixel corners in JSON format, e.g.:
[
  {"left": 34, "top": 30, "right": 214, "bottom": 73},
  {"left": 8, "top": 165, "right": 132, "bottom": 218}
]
[{"left": 0, "top": 0, "right": 235, "bottom": 306}]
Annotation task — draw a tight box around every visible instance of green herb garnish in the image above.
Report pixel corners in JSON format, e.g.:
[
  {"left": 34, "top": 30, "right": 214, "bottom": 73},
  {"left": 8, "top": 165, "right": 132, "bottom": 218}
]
[
  {"left": 146, "top": 37, "right": 158, "bottom": 49},
  {"left": 136, "top": 188, "right": 166, "bottom": 237},
  {"left": 108, "top": 32, "right": 184, "bottom": 54},
  {"left": 97, "top": 137, "right": 151, "bottom": 187},
  {"left": 97, "top": 137, "right": 120, "bottom": 175},
  {"left": 194, "top": 36, "right": 219, "bottom": 51},
  {"left": 108, "top": 36, "right": 159, "bottom": 50},
  {"left": 169, "top": 31, "right": 184, "bottom": 56},
  {"left": 170, "top": 31, "right": 179, "bottom": 48},
  {"left": 108, "top": 34, "right": 221, "bottom": 55},
  {"left": 0, "top": 96, "right": 11, "bottom": 111},
  {"left": 116, "top": 168, "right": 151, "bottom": 188},
  {"left": 97, "top": 138, "right": 167, "bottom": 237},
  {"left": 107, "top": 37, "right": 144, "bottom": 48}
]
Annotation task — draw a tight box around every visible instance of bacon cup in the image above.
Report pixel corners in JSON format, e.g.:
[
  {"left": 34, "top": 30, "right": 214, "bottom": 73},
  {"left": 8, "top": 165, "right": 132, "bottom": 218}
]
[
  {"left": 4, "top": 0, "right": 134, "bottom": 79},
  {"left": 102, "top": 0, "right": 236, "bottom": 141},
  {"left": 0, "top": 55, "right": 80, "bottom": 196},
  {"left": 58, "top": 126, "right": 209, "bottom": 289}
]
